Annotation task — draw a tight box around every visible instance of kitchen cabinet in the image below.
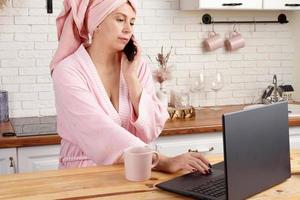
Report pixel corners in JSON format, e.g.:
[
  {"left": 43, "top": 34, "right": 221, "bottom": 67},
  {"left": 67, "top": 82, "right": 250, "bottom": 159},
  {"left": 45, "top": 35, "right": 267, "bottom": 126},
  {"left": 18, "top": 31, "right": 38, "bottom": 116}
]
[
  {"left": 180, "top": 0, "right": 263, "bottom": 10},
  {"left": 263, "top": 0, "right": 300, "bottom": 10},
  {"left": 180, "top": 0, "right": 300, "bottom": 10},
  {"left": 0, "top": 148, "right": 17, "bottom": 175},
  {"left": 155, "top": 126, "right": 300, "bottom": 157},
  {"left": 155, "top": 132, "right": 223, "bottom": 157},
  {"left": 1, "top": 126, "right": 300, "bottom": 174},
  {"left": 17, "top": 145, "right": 60, "bottom": 173},
  {"left": 10, "top": 126, "right": 300, "bottom": 173},
  {"left": 289, "top": 127, "right": 300, "bottom": 149}
]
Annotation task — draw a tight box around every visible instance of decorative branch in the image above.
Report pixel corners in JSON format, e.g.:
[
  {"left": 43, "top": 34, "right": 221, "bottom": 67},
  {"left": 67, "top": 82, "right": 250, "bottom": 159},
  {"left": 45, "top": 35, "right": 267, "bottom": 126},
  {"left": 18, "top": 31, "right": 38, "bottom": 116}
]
[
  {"left": 152, "top": 46, "right": 173, "bottom": 84},
  {"left": 0, "top": 0, "right": 8, "bottom": 9},
  {"left": 156, "top": 46, "right": 173, "bottom": 69}
]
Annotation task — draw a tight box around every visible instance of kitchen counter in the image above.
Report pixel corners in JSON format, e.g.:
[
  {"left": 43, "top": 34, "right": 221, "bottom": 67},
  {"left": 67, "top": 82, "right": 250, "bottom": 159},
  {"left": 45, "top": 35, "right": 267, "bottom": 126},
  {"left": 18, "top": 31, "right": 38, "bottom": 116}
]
[
  {"left": 0, "top": 149, "right": 299, "bottom": 199},
  {"left": 0, "top": 121, "right": 60, "bottom": 148},
  {"left": 1, "top": 104, "right": 300, "bottom": 148},
  {"left": 163, "top": 104, "right": 300, "bottom": 135}
]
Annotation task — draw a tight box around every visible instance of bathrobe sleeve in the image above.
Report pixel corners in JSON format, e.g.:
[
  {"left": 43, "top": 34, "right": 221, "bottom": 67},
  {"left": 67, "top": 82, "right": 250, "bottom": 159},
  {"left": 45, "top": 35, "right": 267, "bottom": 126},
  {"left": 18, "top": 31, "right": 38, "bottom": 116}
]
[
  {"left": 130, "top": 61, "right": 169, "bottom": 143},
  {"left": 53, "top": 65, "right": 145, "bottom": 165}
]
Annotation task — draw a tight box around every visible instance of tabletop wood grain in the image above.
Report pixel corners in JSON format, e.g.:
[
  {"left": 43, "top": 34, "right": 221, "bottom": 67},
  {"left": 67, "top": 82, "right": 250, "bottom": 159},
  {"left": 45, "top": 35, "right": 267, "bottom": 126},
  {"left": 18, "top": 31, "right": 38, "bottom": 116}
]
[{"left": 0, "top": 150, "right": 299, "bottom": 200}]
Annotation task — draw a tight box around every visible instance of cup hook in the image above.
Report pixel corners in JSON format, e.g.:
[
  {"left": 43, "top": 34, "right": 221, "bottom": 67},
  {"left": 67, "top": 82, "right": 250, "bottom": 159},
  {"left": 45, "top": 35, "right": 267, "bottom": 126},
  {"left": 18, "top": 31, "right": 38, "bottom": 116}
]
[
  {"left": 212, "top": 19, "right": 215, "bottom": 33},
  {"left": 233, "top": 23, "right": 238, "bottom": 32},
  {"left": 253, "top": 17, "right": 257, "bottom": 32}
]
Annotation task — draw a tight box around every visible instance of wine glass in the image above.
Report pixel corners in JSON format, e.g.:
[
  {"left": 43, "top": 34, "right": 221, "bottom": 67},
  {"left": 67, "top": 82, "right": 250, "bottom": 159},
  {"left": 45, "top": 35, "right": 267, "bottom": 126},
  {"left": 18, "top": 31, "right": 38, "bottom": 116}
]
[
  {"left": 189, "top": 72, "right": 205, "bottom": 109},
  {"left": 210, "top": 72, "right": 224, "bottom": 110}
]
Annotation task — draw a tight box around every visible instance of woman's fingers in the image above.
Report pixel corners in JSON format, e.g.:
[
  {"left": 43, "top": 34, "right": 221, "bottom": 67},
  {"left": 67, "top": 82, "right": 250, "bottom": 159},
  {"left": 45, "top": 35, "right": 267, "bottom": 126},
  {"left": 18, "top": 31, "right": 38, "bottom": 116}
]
[
  {"left": 188, "top": 152, "right": 212, "bottom": 174},
  {"left": 183, "top": 164, "right": 196, "bottom": 173},
  {"left": 121, "top": 52, "right": 128, "bottom": 65},
  {"left": 192, "top": 157, "right": 211, "bottom": 173},
  {"left": 188, "top": 159, "right": 207, "bottom": 174},
  {"left": 134, "top": 40, "right": 141, "bottom": 58},
  {"left": 167, "top": 152, "right": 212, "bottom": 174},
  {"left": 191, "top": 152, "right": 211, "bottom": 166}
]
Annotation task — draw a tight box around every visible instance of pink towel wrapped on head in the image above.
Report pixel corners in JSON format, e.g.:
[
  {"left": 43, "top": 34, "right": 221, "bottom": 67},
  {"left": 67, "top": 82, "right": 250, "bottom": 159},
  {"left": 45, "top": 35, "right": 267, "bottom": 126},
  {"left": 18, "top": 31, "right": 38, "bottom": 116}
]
[
  {"left": 51, "top": 0, "right": 169, "bottom": 168},
  {"left": 50, "top": 0, "right": 137, "bottom": 72}
]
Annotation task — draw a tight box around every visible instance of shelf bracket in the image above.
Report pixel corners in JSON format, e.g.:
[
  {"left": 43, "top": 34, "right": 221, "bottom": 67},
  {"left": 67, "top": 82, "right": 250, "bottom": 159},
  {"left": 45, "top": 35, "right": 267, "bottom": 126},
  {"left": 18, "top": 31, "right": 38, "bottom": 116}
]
[{"left": 47, "top": 0, "right": 53, "bottom": 14}]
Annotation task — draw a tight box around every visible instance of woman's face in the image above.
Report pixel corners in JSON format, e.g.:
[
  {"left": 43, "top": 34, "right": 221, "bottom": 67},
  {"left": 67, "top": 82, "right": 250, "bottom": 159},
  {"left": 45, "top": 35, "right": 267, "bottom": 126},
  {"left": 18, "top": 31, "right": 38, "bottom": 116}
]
[{"left": 93, "top": 2, "right": 136, "bottom": 51}]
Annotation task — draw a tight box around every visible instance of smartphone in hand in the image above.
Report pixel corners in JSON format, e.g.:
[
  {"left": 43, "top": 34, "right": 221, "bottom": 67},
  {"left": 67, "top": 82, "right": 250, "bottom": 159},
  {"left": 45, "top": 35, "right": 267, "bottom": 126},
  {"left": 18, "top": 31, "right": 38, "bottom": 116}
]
[{"left": 123, "top": 36, "right": 137, "bottom": 62}]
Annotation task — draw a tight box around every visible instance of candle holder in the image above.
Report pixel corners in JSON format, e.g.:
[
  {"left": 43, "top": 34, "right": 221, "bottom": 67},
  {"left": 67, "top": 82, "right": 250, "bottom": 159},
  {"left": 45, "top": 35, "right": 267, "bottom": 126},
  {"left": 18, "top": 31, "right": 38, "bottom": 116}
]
[{"left": 167, "top": 106, "right": 195, "bottom": 120}]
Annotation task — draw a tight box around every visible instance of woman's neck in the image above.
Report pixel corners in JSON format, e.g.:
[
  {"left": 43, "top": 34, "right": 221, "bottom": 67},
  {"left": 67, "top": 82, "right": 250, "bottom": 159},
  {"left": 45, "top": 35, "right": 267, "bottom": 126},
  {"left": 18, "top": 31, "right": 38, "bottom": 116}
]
[{"left": 86, "top": 43, "right": 120, "bottom": 71}]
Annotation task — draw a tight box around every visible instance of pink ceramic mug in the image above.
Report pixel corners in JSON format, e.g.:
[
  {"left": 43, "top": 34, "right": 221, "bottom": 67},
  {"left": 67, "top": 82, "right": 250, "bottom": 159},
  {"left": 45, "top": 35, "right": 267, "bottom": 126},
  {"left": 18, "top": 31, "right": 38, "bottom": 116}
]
[
  {"left": 203, "top": 31, "right": 223, "bottom": 51},
  {"left": 124, "top": 146, "right": 159, "bottom": 181},
  {"left": 225, "top": 31, "right": 245, "bottom": 51}
]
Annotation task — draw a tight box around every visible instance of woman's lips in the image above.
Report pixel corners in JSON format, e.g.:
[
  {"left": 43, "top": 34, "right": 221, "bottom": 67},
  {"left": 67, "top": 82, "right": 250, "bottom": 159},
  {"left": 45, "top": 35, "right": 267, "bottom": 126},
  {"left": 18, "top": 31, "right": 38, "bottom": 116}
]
[{"left": 119, "top": 37, "right": 129, "bottom": 43}]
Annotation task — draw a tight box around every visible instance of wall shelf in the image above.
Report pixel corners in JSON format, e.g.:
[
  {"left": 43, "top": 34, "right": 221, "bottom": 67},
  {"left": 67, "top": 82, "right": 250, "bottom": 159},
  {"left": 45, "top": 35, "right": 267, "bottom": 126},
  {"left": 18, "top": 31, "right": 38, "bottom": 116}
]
[{"left": 202, "top": 13, "right": 289, "bottom": 24}]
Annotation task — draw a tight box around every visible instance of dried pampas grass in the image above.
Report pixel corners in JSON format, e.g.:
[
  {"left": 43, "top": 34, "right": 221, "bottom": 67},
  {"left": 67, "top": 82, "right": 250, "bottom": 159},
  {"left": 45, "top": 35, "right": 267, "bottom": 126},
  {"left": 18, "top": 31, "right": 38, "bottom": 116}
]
[
  {"left": 0, "top": 0, "right": 8, "bottom": 9},
  {"left": 151, "top": 46, "right": 173, "bottom": 85}
]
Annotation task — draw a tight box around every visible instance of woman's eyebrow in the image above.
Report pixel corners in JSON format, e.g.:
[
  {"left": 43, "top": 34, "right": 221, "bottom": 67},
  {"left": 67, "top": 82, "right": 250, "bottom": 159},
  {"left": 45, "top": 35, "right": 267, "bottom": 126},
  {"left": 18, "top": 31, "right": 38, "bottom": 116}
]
[{"left": 114, "top": 12, "right": 136, "bottom": 20}]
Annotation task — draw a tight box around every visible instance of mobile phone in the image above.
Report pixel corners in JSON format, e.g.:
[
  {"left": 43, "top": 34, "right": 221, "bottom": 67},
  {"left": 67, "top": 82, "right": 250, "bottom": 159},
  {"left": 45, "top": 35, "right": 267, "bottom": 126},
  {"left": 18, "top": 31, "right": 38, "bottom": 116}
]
[{"left": 123, "top": 37, "right": 137, "bottom": 62}]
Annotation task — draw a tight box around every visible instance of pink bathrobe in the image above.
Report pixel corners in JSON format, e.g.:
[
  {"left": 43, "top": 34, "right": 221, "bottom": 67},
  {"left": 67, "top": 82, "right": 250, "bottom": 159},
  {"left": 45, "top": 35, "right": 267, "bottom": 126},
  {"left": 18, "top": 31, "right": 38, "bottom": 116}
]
[{"left": 52, "top": 44, "right": 169, "bottom": 168}]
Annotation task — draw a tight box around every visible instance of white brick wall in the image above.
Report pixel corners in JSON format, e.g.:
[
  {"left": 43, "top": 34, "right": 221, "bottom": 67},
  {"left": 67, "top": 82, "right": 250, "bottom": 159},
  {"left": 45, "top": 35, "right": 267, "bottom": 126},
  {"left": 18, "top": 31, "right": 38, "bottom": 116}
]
[{"left": 0, "top": 0, "right": 295, "bottom": 117}]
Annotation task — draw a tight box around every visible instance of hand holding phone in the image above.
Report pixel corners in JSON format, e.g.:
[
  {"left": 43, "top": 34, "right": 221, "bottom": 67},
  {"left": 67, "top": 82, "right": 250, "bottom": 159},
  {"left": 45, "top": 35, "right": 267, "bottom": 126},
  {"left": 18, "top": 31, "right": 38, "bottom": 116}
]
[
  {"left": 123, "top": 36, "right": 138, "bottom": 62},
  {"left": 121, "top": 36, "right": 141, "bottom": 81}
]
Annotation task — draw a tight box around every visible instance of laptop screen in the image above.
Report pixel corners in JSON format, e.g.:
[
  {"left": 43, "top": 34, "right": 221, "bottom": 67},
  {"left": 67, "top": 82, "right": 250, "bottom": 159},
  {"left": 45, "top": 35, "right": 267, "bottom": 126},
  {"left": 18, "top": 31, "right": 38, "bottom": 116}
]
[{"left": 222, "top": 101, "right": 291, "bottom": 200}]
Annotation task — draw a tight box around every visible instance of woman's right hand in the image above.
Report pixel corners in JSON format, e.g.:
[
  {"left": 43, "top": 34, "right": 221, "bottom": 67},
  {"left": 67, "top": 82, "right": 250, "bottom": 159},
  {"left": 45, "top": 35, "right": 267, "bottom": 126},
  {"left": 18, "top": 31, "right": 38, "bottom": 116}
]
[
  {"left": 121, "top": 37, "right": 141, "bottom": 81},
  {"left": 155, "top": 152, "right": 212, "bottom": 174}
]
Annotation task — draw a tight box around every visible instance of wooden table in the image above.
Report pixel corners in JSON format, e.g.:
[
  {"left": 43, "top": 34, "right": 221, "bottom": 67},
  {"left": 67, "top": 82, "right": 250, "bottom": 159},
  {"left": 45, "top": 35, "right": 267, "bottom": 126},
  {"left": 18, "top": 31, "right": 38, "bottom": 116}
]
[{"left": 0, "top": 150, "right": 299, "bottom": 200}]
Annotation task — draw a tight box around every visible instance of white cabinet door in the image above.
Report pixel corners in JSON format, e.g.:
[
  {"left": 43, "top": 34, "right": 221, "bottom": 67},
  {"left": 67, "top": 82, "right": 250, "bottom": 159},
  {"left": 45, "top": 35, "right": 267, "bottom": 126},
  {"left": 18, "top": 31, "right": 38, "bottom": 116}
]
[
  {"left": 0, "top": 148, "right": 17, "bottom": 175},
  {"left": 18, "top": 145, "right": 60, "bottom": 173},
  {"left": 155, "top": 132, "right": 223, "bottom": 157},
  {"left": 263, "top": 0, "right": 300, "bottom": 10},
  {"left": 155, "top": 126, "right": 300, "bottom": 158},
  {"left": 289, "top": 127, "right": 300, "bottom": 149},
  {"left": 180, "top": 0, "right": 263, "bottom": 10}
]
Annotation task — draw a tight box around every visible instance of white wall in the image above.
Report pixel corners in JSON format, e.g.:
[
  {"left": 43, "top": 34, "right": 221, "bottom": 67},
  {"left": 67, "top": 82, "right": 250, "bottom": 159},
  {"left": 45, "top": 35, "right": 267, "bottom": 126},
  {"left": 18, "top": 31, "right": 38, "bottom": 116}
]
[
  {"left": 0, "top": 0, "right": 297, "bottom": 118},
  {"left": 291, "top": 12, "right": 300, "bottom": 101}
]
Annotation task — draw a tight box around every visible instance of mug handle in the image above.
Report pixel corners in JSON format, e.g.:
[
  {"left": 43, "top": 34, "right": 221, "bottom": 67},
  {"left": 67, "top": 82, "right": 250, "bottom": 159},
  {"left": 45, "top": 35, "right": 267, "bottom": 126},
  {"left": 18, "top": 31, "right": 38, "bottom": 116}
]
[
  {"left": 230, "top": 30, "right": 240, "bottom": 38},
  {"left": 208, "top": 31, "right": 216, "bottom": 38},
  {"left": 151, "top": 151, "right": 160, "bottom": 168}
]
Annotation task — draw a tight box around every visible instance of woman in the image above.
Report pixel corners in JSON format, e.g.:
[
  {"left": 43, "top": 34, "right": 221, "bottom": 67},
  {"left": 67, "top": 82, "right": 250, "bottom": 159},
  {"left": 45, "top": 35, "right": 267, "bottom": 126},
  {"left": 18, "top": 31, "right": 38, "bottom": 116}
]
[{"left": 51, "top": 0, "right": 211, "bottom": 174}]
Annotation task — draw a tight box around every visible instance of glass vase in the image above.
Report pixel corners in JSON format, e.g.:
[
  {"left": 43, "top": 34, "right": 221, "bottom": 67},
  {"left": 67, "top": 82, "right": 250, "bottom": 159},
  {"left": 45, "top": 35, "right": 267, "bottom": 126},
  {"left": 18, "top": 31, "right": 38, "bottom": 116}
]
[{"left": 157, "top": 83, "right": 168, "bottom": 108}]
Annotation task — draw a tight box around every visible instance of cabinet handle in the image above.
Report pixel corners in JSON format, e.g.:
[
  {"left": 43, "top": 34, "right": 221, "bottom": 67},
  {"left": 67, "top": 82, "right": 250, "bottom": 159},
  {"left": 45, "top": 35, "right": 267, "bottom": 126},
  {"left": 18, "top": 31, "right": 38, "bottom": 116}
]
[
  {"left": 285, "top": 3, "right": 300, "bottom": 7},
  {"left": 9, "top": 157, "right": 16, "bottom": 174},
  {"left": 188, "top": 147, "right": 214, "bottom": 153},
  {"left": 222, "top": 3, "right": 243, "bottom": 6},
  {"left": 47, "top": 0, "right": 53, "bottom": 13}
]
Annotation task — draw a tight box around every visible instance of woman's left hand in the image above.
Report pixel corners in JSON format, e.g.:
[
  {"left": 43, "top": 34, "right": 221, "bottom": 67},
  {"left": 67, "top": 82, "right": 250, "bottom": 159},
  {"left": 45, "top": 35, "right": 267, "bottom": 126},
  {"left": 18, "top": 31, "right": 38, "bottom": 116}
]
[
  {"left": 121, "top": 38, "right": 141, "bottom": 81},
  {"left": 154, "top": 152, "right": 211, "bottom": 174}
]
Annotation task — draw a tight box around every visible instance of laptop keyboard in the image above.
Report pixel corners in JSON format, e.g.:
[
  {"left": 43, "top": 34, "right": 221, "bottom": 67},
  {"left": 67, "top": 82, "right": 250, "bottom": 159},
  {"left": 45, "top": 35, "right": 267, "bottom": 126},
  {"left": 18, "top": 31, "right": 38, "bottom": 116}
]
[{"left": 188, "top": 176, "right": 226, "bottom": 198}]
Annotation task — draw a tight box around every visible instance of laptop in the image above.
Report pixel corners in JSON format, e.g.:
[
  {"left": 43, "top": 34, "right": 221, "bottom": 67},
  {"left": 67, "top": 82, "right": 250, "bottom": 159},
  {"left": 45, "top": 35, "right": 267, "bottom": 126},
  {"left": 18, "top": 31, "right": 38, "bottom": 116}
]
[{"left": 156, "top": 101, "right": 291, "bottom": 200}]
